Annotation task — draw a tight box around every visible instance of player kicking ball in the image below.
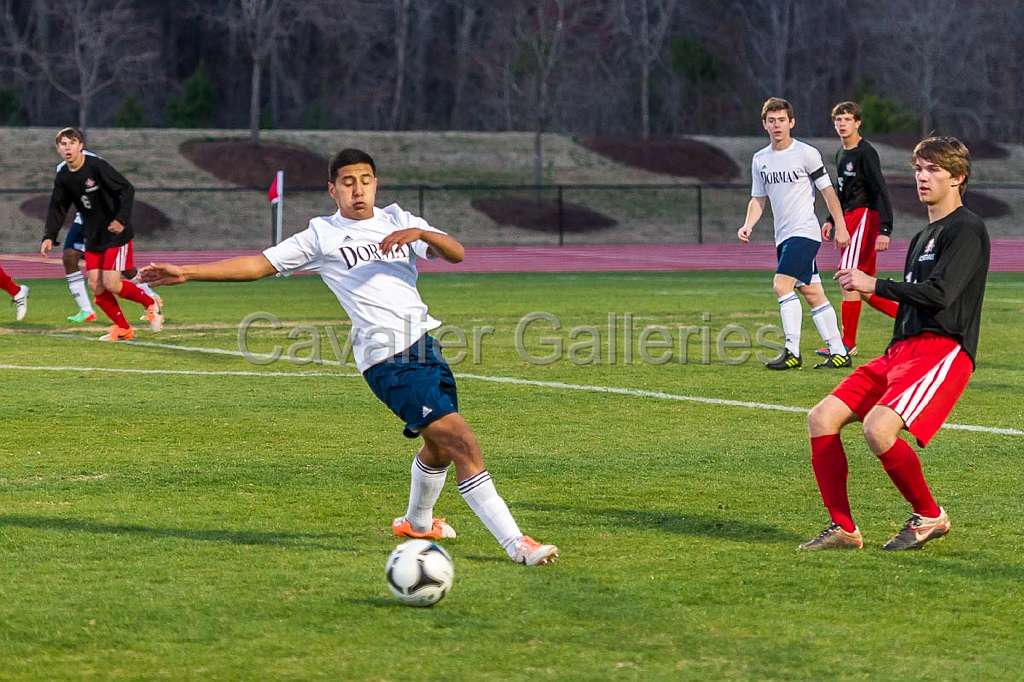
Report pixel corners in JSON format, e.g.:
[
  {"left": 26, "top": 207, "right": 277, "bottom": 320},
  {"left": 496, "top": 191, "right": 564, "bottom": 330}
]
[
  {"left": 738, "top": 98, "right": 851, "bottom": 370},
  {"left": 141, "top": 148, "right": 558, "bottom": 566},
  {"left": 800, "top": 137, "right": 989, "bottom": 551},
  {"left": 0, "top": 265, "right": 29, "bottom": 320},
  {"left": 41, "top": 127, "right": 163, "bottom": 340}
]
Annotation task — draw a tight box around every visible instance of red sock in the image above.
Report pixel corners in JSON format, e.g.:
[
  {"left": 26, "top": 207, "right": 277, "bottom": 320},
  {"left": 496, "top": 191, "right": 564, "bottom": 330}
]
[
  {"left": 0, "top": 267, "right": 20, "bottom": 297},
  {"left": 95, "top": 291, "right": 130, "bottom": 329},
  {"left": 810, "top": 435, "right": 855, "bottom": 532},
  {"left": 117, "top": 280, "right": 154, "bottom": 307},
  {"left": 841, "top": 300, "right": 862, "bottom": 350},
  {"left": 867, "top": 294, "right": 899, "bottom": 319},
  {"left": 877, "top": 439, "right": 941, "bottom": 518}
]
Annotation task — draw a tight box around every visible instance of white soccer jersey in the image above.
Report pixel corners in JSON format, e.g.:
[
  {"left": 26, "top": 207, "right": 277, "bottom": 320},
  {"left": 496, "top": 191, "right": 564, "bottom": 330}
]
[
  {"left": 750, "top": 139, "right": 832, "bottom": 245},
  {"left": 262, "top": 203, "right": 445, "bottom": 372}
]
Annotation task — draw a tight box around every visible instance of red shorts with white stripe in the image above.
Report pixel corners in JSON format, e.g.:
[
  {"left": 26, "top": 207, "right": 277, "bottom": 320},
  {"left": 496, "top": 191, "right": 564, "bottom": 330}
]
[
  {"left": 84, "top": 241, "right": 134, "bottom": 272},
  {"left": 838, "top": 207, "right": 880, "bottom": 275},
  {"left": 832, "top": 333, "right": 973, "bottom": 447}
]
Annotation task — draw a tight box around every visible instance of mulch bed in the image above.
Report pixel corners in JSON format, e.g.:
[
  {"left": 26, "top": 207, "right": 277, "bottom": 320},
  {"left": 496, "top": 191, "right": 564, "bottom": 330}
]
[
  {"left": 471, "top": 197, "right": 617, "bottom": 233},
  {"left": 885, "top": 179, "right": 1011, "bottom": 220},
  {"left": 872, "top": 133, "right": 1008, "bottom": 160},
  {"left": 578, "top": 136, "right": 740, "bottom": 181},
  {"left": 19, "top": 195, "right": 172, "bottom": 233},
  {"left": 180, "top": 139, "right": 329, "bottom": 188}
]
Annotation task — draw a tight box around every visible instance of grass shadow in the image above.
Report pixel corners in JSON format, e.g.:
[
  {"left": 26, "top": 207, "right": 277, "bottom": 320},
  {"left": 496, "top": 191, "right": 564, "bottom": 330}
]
[
  {"left": 518, "top": 502, "right": 804, "bottom": 544},
  {"left": 0, "top": 514, "right": 356, "bottom": 552}
]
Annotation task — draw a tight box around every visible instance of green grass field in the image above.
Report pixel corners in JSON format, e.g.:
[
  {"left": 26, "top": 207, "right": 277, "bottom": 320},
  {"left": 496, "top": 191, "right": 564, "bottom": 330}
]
[{"left": 2, "top": 272, "right": 1022, "bottom": 680}]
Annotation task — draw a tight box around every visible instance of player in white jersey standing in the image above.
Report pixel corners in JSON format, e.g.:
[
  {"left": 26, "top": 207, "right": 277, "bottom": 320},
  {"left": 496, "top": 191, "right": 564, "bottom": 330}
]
[
  {"left": 141, "top": 148, "right": 558, "bottom": 566},
  {"left": 738, "top": 97, "right": 852, "bottom": 370}
]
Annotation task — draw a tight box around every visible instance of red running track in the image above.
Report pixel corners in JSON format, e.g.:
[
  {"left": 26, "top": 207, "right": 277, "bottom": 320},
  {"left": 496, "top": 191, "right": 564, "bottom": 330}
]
[{"left": 3, "top": 240, "right": 1023, "bottom": 278}]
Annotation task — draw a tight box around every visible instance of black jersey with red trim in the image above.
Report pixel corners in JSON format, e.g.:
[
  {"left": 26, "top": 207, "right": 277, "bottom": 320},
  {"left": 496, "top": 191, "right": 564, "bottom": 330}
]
[
  {"left": 874, "top": 206, "right": 989, "bottom": 364},
  {"left": 834, "top": 139, "right": 894, "bottom": 236},
  {"left": 43, "top": 152, "right": 135, "bottom": 252}
]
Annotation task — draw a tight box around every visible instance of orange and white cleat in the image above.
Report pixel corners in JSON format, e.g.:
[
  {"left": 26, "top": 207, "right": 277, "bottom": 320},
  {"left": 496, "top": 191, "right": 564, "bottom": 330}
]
[
  {"left": 392, "top": 516, "right": 457, "bottom": 540},
  {"left": 99, "top": 325, "right": 135, "bottom": 342},
  {"left": 140, "top": 292, "right": 163, "bottom": 321},
  {"left": 511, "top": 535, "right": 559, "bottom": 565},
  {"left": 144, "top": 301, "right": 164, "bottom": 332}
]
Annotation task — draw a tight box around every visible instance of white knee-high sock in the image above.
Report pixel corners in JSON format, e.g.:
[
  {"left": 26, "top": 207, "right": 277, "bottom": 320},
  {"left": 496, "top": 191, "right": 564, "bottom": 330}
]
[
  {"left": 137, "top": 281, "right": 158, "bottom": 300},
  {"left": 406, "top": 455, "right": 448, "bottom": 532},
  {"left": 811, "top": 303, "right": 846, "bottom": 355},
  {"left": 458, "top": 470, "right": 522, "bottom": 555},
  {"left": 778, "top": 293, "right": 802, "bottom": 356},
  {"left": 66, "top": 271, "right": 93, "bottom": 313}
]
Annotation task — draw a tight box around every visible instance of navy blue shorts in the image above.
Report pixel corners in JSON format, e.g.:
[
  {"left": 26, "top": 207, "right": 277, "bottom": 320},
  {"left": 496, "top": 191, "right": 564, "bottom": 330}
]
[
  {"left": 776, "top": 236, "right": 821, "bottom": 287},
  {"left": 363, "top": 335, "right": 459, "bottom": 438},
  {"left": 63, "top": 218, "right": 85, "bottom": 252}
]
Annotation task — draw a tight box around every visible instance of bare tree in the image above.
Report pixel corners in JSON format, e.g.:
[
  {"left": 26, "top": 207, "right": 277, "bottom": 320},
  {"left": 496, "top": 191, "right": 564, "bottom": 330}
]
[
  {"left": 618, "top": 0, "right": 678, "bottom": 139},
  {"left": 234, "top": 0, "right": 297, "bottom": 143},
  {"left": 2, "top": 0, "right": 156, "bottom": 132}
]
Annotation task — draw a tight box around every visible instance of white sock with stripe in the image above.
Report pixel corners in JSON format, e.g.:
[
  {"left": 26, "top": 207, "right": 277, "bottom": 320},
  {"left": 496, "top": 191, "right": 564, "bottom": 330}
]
[
  {"left": 811, "top": 303, "right": 846, "bottom": 355},
  {"left": 137, "top": 281, "right": 158, "bottom": 300},
  {"left": 406, "top": 455, "right": 448, "bottom": 532},
  {"left": 65, "top": 271, "right": 93, "bottom": 313},
  {"left": 458, "top": 470, "right": 522, "bottom": 555},
  {"left": 778, "top": 293, "right": 802, "bottom": 356}
]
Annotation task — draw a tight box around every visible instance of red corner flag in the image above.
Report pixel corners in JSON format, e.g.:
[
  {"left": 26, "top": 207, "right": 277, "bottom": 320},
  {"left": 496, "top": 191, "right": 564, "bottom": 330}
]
[{"left": 268, "top": 172, "right": 281, "bottom": 204}]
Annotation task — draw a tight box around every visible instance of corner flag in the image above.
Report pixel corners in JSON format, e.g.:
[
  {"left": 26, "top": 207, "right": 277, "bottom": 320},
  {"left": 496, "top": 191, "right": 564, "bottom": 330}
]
[{"left": 268, "top": 170, "right": 284, "bottom": 244}]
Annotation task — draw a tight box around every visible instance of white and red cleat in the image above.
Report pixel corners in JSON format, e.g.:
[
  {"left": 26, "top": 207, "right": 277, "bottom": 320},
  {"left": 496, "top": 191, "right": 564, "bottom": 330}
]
[
  {"left": 392, "top": 516, "right": 457, "bottom": 540},
  {"left": 511, "top": 535, "right": 559, "bottom": 565}
]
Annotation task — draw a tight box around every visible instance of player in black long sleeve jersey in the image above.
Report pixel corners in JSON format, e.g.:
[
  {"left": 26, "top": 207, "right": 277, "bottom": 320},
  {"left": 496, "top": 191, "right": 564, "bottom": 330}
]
[
  {"left": 41, "top": 127, "right": 163, "bottom": 340},
  {"left": 818, "top": 101, "right": 901, "bottom": 360},
  {"left": 800, "top": 137, "right": 988, "bottom": 552}
]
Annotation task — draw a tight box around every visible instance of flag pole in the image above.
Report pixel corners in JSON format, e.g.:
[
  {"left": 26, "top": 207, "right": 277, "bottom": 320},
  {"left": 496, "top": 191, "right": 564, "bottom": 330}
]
[{"left": 268, "top": 169, "right": 284, "bottom": 245}]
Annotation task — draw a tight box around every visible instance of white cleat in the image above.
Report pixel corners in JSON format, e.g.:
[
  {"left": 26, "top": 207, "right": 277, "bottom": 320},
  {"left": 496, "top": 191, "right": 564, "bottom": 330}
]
[
  {"left": 13, "top": 285, "right": 29, "bottom": 321},
  {"left": 145, "top": 300, "right": 164, "bottom": 332},
  {"left": 511, "top": 535, "right": 559, "bottom": 565}
]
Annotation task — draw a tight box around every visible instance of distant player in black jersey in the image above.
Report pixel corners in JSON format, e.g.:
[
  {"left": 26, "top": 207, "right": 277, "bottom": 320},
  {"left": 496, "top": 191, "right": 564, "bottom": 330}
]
[
  {"left": 819, "top": 101, "right": 900, "bottom": 358},
  {"left": 801, "top": 137, "right": 989, "bottom": 552},
  {"left": 41, "top": 127, "right": 163, "bottom": 340}
]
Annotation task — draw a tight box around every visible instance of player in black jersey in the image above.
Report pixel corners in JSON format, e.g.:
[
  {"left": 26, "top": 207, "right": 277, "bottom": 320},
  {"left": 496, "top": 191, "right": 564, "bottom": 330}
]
[
  {"left": 801, "top": 137, "right": 989, "bottom": 552},
  {"left": 41, "top": 127, "right": 163, "bottom": 340},
  {"left": 819, "top": 101, "right": 900, "bottom": 359}
]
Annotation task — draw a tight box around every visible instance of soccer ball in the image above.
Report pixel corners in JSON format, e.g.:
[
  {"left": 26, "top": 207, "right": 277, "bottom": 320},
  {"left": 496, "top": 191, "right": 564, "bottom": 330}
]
[{"left": 385, "top": 539, "right": 454, "bottom": 607}]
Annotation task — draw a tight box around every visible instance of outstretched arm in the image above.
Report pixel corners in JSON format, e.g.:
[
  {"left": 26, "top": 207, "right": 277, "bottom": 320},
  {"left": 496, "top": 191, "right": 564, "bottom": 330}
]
[
  {"left": 141, "top": 255, "right": 277, "bottom": 286},
  {"left": 380, "top": 229, "right": 465, "bottom": 263}
]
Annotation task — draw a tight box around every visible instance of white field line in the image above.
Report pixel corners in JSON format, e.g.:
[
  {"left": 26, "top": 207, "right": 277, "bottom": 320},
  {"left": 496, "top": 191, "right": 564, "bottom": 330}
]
[{"left": 4, "top": 333, "right": 1020, "bottom": 438}]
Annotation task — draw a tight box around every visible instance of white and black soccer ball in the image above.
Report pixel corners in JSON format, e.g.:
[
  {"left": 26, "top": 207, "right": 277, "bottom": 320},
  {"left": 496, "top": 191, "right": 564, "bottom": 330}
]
[{"left": 385, "top": 539, "right": 454, "bottom": 607}]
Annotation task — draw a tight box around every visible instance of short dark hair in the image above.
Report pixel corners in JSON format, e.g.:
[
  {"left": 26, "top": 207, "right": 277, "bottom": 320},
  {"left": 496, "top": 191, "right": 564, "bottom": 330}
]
[
  {"left": 329, "top": 148, "right": 376, "bottom": 182},
  {"left": 831, "top": 101, "right": 862, "bottom": 121},
  {"left": 55, "top": 126, "right": 85, "bottom": 145}
]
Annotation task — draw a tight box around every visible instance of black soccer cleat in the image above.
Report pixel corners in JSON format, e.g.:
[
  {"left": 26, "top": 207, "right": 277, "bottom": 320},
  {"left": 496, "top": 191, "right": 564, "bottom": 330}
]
[
  {"left": 814, "top": 353, "right": 853, "bottom": 369},
  {"left": 765, "top": 349, "right": 802, "bottom": 370}
]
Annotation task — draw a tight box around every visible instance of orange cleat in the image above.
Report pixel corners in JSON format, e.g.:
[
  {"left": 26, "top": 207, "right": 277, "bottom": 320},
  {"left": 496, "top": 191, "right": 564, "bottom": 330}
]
[
  {"left": 511, "top": 535, "right": 559, "bottom": 565},
  {"left": 392, "top": 516, "right": 457, "bottom": 540},
  {"left": 98, "top": 325, "right": 135, "bottom": 342},
  {"left": 144, "top": 301, "right": 164, "bottom": 332}
]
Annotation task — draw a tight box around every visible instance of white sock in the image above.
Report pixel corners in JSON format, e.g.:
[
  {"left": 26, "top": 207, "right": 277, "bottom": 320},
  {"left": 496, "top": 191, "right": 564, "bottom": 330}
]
[
  {"left": 405, "top": 455, "right": 448, "bottom": 532},
  {"left": 812, "top": 303, "right": 846, "bottom": 355},
  {"left": 777, "top": 293, "right": 802, "bottom": 356},
  {"left": 458, "top": 470, "right": 522, "bottom": 555},
  {"left": 66, "top": 271, "right": 93, "bottom": 313},
  {"left": 137, "top": 281, "right": 158, "bottom": 299}
]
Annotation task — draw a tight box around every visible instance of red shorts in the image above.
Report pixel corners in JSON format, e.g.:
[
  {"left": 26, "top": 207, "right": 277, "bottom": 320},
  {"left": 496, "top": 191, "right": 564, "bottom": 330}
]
[
  {"left": 832, "top": 333, "right": 973, "bottom": 447},
  {"left": 838, "top": 207, "right": 880, "bottom": 275},
  {"left": 84, "top": 241, "right": 134, "bottom": 272}
]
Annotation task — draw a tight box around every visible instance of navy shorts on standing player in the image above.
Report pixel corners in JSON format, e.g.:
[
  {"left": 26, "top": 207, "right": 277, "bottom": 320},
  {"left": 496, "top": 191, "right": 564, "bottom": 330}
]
[
  {"left": 776, "top": 236, "right": 822, "bottom": 287},
  {"left": 363, "top": 334, "right": 459, "bottom": 438},
  {"left": 63, "top": 216, "right": 86, "bottom": 253}
]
